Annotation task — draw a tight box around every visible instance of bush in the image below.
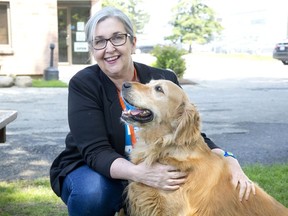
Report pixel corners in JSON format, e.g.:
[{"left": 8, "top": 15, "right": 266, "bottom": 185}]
[{"left": 151, "top": 45, "right": 187, "bottom": 78}]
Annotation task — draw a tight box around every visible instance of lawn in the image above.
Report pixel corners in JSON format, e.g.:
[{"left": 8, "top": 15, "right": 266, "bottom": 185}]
[
  {"left": 32, "top": 79, "right": 68, "bottom": 88},
  {"left": 0, "top": 164, "right": 287, "bottom": 215},
  {"left": 0, "top": 178, "right": 67, "bottom": 216}
]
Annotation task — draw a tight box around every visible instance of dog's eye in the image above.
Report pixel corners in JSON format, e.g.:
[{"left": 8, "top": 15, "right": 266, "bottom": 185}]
[{"left": 155, "top": 85, "right": 164, "bottom": 93}]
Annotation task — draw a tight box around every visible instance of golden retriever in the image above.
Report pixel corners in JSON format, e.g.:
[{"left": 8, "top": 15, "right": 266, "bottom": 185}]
[{"left": 120, "top": 80, "right": 288, "bottom": 216}]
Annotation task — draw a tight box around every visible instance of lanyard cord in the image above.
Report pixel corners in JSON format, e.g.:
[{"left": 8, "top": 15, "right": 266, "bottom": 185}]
[{"left": 117, "top": 68, "right": 138, "bottom": 147}]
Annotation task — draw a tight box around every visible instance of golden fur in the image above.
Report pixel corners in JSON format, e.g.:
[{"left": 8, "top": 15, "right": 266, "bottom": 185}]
[{"left": 120, "top": 80, "right": 288, "bottom": 216}]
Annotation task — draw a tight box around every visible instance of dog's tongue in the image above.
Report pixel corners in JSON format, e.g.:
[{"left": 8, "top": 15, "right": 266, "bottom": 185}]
[
  {"left": 122, "top": 108, "right": 142, "bottom": 116},
  {"left": 130, "top": 109, "right": 142, "bottom": 115}
]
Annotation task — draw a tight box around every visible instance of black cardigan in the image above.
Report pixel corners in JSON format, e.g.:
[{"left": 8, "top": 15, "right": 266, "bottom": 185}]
[{"left": 50, "top": 62, "right": 218, "bottom": 196}]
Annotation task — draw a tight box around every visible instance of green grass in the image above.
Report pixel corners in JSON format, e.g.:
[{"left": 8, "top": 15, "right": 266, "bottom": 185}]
[
  {"left": 32, "top": 79, "right": 68, "bottom": 88},
  {"left": 243, "top": 163, "right": 288, "bottom": 206},
  {"left": 0, "top": 164, "right": 287, "bottom": 215},
  {"left": 0, "top": 178, "right": 67, "bottom": 216}
]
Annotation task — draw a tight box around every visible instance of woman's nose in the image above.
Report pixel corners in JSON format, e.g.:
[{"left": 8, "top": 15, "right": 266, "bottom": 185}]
[{"left": 105, "top": 40, "right": 116, "bottom": 51}]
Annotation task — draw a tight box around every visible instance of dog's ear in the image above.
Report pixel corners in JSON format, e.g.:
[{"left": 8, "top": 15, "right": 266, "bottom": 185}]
[{"left": 173, "top": 102, "right": 201, "bottom": 144}]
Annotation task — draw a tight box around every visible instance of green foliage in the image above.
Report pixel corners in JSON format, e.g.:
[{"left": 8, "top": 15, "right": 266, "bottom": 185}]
[
  {"left": 32, "top": 79, "right": 68, "bottom": 88},
  {"left": 167, "top": 0, "right": 223, "bottom": 52},
  {"left": 101, "top": 0, "right": 150, "bottom": 34},
  {"left": 151, "top": 45, "right": 187, "bottom": 78}
]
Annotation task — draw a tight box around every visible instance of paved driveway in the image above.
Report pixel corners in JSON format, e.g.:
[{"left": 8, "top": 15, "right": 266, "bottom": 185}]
[{"left": 0, "top": 54, "right": 287, "bottom": 181}]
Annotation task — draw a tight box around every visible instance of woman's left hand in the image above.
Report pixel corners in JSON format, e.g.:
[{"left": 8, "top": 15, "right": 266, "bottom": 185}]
[
  {"left": 212, "top": 148, "right": 256, "bottom": 201},
  {"left": 225, "top": 156, "right": 256, "bottom": 201}
]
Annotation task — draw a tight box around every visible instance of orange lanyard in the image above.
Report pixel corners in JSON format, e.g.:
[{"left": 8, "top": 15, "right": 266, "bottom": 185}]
[{"left": 117, "top": 68, "right": 138, "bottom": 147}]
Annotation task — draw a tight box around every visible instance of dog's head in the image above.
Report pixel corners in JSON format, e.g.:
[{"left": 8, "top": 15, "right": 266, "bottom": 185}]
[{"left": 121, "top": 80, "right": 200, "bottom": 142}]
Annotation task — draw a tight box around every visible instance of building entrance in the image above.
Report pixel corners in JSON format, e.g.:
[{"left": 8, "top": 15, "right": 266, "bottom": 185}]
[{"left": 58, "top": 3, "right": 90, "bottom": 65}]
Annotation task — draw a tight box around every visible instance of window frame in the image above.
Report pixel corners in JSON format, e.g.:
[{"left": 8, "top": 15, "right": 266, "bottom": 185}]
[{"left": 0, "top": 1, "right": 13, "bottom": 54}]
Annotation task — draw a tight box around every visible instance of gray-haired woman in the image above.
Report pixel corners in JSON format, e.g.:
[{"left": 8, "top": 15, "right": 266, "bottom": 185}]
[{"left": 50, "top": 6, "right": 255, "bottom": 216}]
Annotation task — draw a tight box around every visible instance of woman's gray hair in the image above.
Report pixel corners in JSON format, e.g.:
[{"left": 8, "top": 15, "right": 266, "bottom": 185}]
[{"left": 85, "top": 7, "right": 134, "bottom": 50}]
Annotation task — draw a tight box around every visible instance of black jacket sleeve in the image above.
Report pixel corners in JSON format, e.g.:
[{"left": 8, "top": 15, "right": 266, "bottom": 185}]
[
  {"left": 67, "top": 70, "right": 125, "bottom": 178},
  {"left": 201, "top": 133, "right": 219, "bottom": 149}
]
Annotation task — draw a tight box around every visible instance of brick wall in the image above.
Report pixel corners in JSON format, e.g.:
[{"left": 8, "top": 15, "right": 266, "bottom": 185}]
[{"left": 0, "top": 0, "right": 58, "bottom": 76}]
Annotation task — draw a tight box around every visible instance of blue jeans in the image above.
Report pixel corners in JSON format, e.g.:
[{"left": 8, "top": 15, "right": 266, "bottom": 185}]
[{"left": 61, "top": 165, "right": 127, "bottom": 216}]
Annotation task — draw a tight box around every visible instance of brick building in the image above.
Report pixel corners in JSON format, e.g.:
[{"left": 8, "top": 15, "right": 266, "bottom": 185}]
[{"left": 0, "top": 0, "right": 100, "bottom": 77}]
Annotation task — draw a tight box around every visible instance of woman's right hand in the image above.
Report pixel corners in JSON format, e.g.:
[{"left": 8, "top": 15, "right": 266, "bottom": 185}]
[{"left": 134, "top": 162, "right": 187, "bottom": 191}]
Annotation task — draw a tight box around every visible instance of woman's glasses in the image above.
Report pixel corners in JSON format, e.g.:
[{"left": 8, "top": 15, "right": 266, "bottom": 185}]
[{"left": 92, "top": 33, "right": 131, "bottom": 50}]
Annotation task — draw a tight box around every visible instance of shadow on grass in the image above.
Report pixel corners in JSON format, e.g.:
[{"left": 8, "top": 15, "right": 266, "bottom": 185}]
[{"left": 0, "top": 178, "right": 67, "bottom": 216}]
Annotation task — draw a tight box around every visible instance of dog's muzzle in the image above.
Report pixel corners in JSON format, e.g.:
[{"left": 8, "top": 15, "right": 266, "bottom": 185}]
[{"left": 121, "top": 82, "right": 154, "bottom": 124}]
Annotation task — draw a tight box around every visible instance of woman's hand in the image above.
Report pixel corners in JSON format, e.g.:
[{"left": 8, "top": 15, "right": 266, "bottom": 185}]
[
  {"left": 212, "top": 148, "right": 256, "bottom": 201},
  {"left": 110, "top": 158, "right": 186, "bottom": 191},
  {"left": 226, "top": 156, "right": 256, "bottom": 201},
  {"left": 134, "top": 162, "right": 187, "bottom": 191}
]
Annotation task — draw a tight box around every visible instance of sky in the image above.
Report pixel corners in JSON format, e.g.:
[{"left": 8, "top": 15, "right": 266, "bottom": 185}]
[
  {"left": 138, "top": 0, "right": 176, "bottom": 45},
  {"left": 138, "top": 0, "right": 288, "bottom": 48}
]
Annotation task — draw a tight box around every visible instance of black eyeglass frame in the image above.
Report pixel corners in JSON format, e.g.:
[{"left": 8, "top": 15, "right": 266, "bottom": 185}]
[{"left": 91, "top": 33, "right": 131, "bottom": 50}]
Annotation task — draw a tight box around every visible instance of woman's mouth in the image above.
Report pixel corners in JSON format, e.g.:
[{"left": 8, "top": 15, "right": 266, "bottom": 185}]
[{"left": 105, "top": 55, "right": 120, "bottom": 63}]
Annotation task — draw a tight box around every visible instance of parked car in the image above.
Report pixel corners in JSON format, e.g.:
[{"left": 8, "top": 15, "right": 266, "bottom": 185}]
[
  {"left": 273, "top": 39, "right": 288, "bottom": 65},
  {"left": 135, "top": 45, "right": 155, "bottom": 54}
]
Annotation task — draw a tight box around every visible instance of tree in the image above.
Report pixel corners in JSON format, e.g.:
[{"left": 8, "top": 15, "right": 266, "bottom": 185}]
[
  {"left": 167, "top": 0, "right": 223, "bottom": 52},
  {"left": 101, "top": 0, "right": 150, "bottom": 34}
]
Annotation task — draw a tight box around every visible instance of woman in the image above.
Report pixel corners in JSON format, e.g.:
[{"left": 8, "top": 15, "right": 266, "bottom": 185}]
[{"left": 50, "top": 6, "right": 255, "bottom": 216}]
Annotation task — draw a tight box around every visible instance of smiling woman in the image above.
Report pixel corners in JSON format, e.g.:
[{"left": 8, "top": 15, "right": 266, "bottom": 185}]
[
  {"left": 50, "top": 6, "right": 255, "bottom": 216},
  {"left": 50, "top": 7, "right": 191, "bottom": 216}
]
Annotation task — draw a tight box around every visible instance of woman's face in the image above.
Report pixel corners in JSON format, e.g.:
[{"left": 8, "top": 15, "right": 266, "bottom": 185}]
[{"left": 93, "top": 17, "right": 136, "bottom": 79}]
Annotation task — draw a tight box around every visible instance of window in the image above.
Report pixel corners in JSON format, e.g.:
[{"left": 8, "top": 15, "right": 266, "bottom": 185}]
[
  {"left": 0, "top": 3, "right": 9, "bottom": 44},
  {"left": 0, "top": 2, "right": 12, "bottom": 53}
]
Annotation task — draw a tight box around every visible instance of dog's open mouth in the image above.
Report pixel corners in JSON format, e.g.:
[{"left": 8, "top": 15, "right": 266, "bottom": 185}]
[{"left": 121, "top": 97, "right": 153, "bottom": 124}]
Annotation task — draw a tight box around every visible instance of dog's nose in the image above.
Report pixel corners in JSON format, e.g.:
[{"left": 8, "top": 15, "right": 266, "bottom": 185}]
[{"left": 122, "top": 82, "right": 132, "bottom": 89}]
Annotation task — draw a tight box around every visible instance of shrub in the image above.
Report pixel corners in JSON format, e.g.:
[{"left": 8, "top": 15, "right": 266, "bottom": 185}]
[{"left": 151, "top": 45, "right": 187, "bottom": 78}]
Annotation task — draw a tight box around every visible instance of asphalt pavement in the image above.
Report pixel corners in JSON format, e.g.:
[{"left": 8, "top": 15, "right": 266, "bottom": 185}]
[{"left": 0, "top": 54, "right": 288, "bottom": 181}]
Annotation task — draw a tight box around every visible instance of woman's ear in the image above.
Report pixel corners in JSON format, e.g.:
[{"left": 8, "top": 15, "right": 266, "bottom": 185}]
[
  {"left": 131, "top": 36, "right": 137, "bottom": 54},
  {"left": 173, "top": 102, "right": 201, "bottom": 144}
]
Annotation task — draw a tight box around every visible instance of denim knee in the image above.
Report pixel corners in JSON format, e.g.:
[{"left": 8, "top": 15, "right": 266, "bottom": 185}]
[{"left": 61, "top": 165, "right": 126, "bottom": 216}]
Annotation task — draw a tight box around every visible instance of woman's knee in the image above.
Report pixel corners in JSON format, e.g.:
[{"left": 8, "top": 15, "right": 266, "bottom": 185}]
[
  {"left": 67, "top": 188, "right": 107, "bottom": 216},
  {"left": 61, "top": 165, "right": 125, "bottom": 215}
]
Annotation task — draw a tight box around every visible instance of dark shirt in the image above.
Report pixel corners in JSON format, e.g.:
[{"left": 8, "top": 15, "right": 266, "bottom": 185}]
[{"left": 50, "top": 62, "right": 218, "bottom": 196}]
